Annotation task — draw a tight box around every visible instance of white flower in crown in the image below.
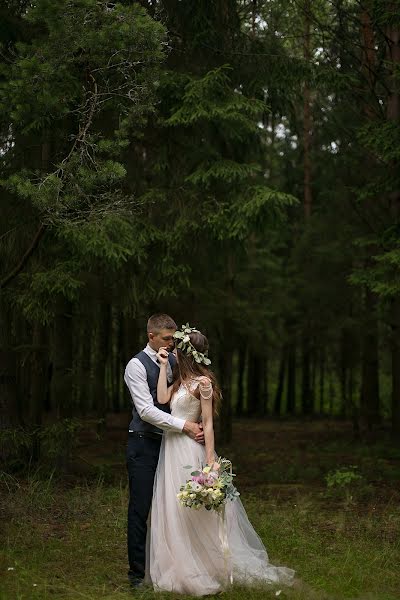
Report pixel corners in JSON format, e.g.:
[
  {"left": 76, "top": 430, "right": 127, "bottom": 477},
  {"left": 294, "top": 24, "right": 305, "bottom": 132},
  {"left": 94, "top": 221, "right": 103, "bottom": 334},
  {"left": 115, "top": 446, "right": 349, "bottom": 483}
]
[{"left": 173, "top": 323, "right": 211, "bottom": 366}]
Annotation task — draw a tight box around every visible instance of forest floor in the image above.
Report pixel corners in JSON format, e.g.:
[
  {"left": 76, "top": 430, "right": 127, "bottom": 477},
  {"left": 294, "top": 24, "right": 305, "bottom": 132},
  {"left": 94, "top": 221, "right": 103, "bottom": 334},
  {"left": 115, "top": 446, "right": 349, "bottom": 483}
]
[{"left": 1, "top": 419, "right": 400, "bottom": 600}]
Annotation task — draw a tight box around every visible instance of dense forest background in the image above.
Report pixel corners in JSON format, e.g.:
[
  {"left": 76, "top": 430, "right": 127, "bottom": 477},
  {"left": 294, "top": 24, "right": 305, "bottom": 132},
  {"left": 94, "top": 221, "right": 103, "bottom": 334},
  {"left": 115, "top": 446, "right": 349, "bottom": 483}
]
[{"left": 1, "top": 0, "right": 400, "bottom": 464}]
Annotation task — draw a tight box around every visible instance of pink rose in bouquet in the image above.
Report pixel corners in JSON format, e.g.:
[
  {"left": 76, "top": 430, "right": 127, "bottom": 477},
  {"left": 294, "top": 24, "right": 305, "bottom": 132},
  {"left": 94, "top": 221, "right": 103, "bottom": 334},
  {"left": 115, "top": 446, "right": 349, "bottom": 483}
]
[
  {"left": 192, "top": 474, "right": 206, "bottom": 485},
  {"left": 177, "top": 459, "right": 240, "bottom": 512}
]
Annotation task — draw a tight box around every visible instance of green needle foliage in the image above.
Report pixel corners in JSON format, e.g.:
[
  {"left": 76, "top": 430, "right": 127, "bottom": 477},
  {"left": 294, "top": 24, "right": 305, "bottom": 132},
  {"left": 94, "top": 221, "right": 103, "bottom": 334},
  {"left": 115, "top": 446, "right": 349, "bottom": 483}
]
[{"left": 1, "top": 0, "right": 400, "bottom": 455}]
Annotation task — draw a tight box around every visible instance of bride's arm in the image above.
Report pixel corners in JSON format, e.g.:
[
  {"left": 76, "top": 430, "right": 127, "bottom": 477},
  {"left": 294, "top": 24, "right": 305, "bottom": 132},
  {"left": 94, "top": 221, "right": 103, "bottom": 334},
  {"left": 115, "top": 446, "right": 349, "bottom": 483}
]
[
  {"left": 156, "top": 349, "right": 173, "bottom": 404},
  {"left": 157, "top": 363, "right": 174, "bottom": 404},
  {"left": 199, "top": 377, "right": 217, "bottom": 466}
]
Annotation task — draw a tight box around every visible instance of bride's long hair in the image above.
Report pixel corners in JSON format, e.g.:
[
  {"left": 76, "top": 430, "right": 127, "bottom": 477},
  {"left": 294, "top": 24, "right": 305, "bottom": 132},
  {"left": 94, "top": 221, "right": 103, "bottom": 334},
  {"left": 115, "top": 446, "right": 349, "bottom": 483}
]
[{"left": 171, "top": 331, "right": 221, "bottom": 415}]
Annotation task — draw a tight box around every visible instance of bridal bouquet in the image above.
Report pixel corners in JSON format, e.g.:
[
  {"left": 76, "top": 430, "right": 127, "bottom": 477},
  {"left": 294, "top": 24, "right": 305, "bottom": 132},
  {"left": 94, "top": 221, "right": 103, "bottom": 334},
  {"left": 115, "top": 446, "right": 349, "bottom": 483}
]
[{"left": 177, "top": 457, "right": 240, "bottom": 513}]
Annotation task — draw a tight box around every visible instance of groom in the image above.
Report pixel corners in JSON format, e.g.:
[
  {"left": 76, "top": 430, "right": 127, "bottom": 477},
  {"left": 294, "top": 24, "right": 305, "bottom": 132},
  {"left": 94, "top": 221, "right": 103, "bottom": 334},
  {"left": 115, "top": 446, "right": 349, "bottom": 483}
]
[{"left": 124, "top": 313, "right": 204, "bottom": 588}]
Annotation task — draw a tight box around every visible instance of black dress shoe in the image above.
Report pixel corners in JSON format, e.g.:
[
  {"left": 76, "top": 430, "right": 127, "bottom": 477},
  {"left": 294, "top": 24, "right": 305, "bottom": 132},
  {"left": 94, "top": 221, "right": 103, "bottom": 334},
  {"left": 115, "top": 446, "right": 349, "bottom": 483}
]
[{"left": 129, "top": 577, "right": 145, "bottom": 589}]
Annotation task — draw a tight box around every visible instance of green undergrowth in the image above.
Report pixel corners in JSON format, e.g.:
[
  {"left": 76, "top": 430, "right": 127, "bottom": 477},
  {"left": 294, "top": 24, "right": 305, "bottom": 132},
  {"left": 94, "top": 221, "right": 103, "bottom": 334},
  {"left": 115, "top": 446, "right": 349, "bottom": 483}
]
[
  {"left": 1, "top": 420, "right": 400, "bottom": 600},
  {"left": 1, "top": 477, "right": 399, "bottom": 599}
]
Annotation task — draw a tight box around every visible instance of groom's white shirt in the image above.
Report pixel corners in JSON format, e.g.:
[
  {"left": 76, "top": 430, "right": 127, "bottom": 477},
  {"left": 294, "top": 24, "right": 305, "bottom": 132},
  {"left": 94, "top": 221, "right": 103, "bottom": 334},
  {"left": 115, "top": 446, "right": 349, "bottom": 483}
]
[{"left": 124, "top": 343, "right": 185, "bottom": 433}]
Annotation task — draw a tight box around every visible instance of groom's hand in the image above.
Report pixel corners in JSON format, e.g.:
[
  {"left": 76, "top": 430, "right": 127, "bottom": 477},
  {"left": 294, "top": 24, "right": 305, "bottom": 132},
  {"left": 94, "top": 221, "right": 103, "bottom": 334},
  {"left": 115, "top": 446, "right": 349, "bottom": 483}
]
[
  {"left": 195, "top": 422, "right": 205, "bottom": 445},
  {"left": 183, "top": 421, "right": 204, "bottom": 443}
]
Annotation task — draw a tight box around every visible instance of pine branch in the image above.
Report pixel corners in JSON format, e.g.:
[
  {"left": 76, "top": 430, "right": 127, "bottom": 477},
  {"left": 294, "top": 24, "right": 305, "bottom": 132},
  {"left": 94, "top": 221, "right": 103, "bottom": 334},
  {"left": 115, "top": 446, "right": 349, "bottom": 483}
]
[{"left": 0, "top": 223, "right": 46, "bottom": 289}]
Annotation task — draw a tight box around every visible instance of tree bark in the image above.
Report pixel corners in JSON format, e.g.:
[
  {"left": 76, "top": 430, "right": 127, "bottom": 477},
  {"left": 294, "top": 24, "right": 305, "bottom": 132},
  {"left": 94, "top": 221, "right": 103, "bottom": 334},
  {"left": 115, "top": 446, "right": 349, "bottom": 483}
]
[
  {"left": 246, "top": 349, "right": 256, "bottom": 415},
  {"left": 0, "top": 312, "right": 17, "bottom": 429},
  {"left": 246, "top": 350, "right": 263, "bottom": 416},
  {"left": 77, "top": 314, "right": 93, "bottom": 414},
  {"left": 301, "top": 331, "right": 313, "bottom": 415},
  {"left": 218, "top": 348, "right": 233, "bottom": 444},
  {"left": 286, "top": 342, "right": 296, "bottom": 414},
  {"left": 385, "top": 4, "right": 400, "bottom": 436},
  {"left": 274, "top": 345, "right": 286, "bottom": 416},
  {"left": 319, "top": 347, "right": 325, "bottom": 414},
  {"left": 31, "top": 322, "right": 48, "bottom": 460},
  {"left": 358, "top": 5, "right": 380, "bottom": 431},
  {"left": 236, "top": 346, "right": 246, "bottom": 416},
  {"left": 50, "top": 297, "right": 73, "bottom": 417},
  {"left": 360, "top": 289, "right": 380, "bottom": 429},
  {"left": 303, "top": 0, "right": 313, "bottom": 219},
  {"left": 340, "top": 330, "right": 348, "bottom": 418},
  {"left": 328, "top": 365, "right": 335, "bottom": 415},
  {"left": 93, "top": 302, "right": 111, "bottom": 419},
  {"left": 218, "top": 250, "right": 235, "bottom": 442},
  {"left": 114, "top": 312, "right": 124, "bottom": 412},
  {"left": 262, "top": 352, "right": 269, "bottom": 415},
  {"left": 390, "top": 298, "right": 400, "bottom": 436},
  {"left": 279, "top": 0, "right": 308, "bottom": 416}
]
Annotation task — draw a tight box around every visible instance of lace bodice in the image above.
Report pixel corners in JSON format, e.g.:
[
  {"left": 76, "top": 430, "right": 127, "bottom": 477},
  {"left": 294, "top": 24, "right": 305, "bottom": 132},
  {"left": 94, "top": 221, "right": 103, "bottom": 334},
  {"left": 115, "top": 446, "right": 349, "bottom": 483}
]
[{"left": 170, "top": 382, "right": 202, "bottom": 422}]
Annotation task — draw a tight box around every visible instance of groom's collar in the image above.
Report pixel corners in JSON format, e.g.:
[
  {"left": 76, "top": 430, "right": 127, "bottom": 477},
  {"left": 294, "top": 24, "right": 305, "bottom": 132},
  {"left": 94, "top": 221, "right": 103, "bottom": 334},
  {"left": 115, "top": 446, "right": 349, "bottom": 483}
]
[{"left": 145, "top": 343, "right": 158, "bottom": 358}]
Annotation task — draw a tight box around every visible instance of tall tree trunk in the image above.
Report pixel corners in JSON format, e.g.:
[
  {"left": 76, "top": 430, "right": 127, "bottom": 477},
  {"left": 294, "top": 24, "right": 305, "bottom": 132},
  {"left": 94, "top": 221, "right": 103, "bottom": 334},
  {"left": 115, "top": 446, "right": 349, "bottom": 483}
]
[
  {"left": 93, "top": 302, "right": 111, "bottom": 419},
  {"left": 341, "top": 317, "right": 361, "bottom": 436},
  {"left": 0, "top": 309, "right": 17, "bottom": 430},
  {"left": 254, "top": 354, "right": 264, "bottom": 415},
  {"left": 77, "top": 313, "right": 93, "bottom": 415},
  {"left": 274, "top": 345, "right": 286, "bottom": 416},
  {"left": 50, "top": 297, "right": 73, "bottom": 417},
  {"left": 349, "top": 363, "right": 360, "bottom": 441},
  {"left": 236, "top": 346, "right": 246, "bottom": 416},
  {"left": 15, "top": 316, "right": 30, "bottom": 422},
  {"left": 0, "top": 307, "right": 18, "bottom": 465},
  {"left": 360, "top": 289, "right": 380, "bottom": 429},
  {"left": 359, "top": 5, "right": 380, "bottom": 431},
  {"left": 303, "top": 0, "right": 313, "bottom": 219},
  {"left": 113, "top": 312, "right": 124, "bottom": 412},
  {"left": 247, "top": 351, "right": 263, "bottom": 416},
  {"left": 319, "top": 347, "right": 325, "bottom": 414},
  {"left": 301, "top": 331, "right": 313, "bottom": 414},
  {"left": 286, "top": 342, "right": 296, "bottom": 414},
  {"left": 31, "top": 322, "right": 48, "bottom": 460},
  {"left": 218, "top": 250, "right": 235, "bottom": 443},
  {"left": 328, "top": 364, "right": 335, "bottom": 415},
  {"left": 246, "top": 349, "right": 256, "bottom": 416},
  {"left": 385, "top": 5, "right": 400, "bottom": 436},
  {"left": 311, "top": 346, "right": 317, "bottom": 412},
  {"left": 218, "top": 347, "right": 233, "bottom": 444},
  {"left": 262, "top": 352, "right": 269, "bottom": 415},
  {"left": 390, "top": 299, "right": 400, "bottom": 436},
  {"left": 300, "top": 0, "right": 313, "bottom": 417},
  {"left": 340, "top": 330, "right": 348, "bottom": 418}
]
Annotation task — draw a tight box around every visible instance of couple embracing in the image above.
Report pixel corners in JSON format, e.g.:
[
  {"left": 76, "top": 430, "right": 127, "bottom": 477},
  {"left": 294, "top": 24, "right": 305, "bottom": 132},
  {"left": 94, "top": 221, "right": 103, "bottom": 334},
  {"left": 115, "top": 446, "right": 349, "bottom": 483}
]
[{"left": 124, "top": 313, "right": 295, "bottom": 596}]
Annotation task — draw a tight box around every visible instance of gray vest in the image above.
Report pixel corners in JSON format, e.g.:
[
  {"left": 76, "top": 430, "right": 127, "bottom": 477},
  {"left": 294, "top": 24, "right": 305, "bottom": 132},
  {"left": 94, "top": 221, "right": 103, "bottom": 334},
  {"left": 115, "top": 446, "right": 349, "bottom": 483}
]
[{"left": 128, "top": 350, "right": 176, "bottom": 435}]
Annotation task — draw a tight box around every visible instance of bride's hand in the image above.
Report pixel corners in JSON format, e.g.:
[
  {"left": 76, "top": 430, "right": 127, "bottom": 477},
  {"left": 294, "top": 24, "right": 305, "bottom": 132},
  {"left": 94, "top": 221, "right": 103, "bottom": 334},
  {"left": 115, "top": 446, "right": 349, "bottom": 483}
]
[
  {"left": 209, "top": 461, "right": 220, "bottom": 472},
  {"left": 156, "top": 347, "right": 169, "bottom": 365}
]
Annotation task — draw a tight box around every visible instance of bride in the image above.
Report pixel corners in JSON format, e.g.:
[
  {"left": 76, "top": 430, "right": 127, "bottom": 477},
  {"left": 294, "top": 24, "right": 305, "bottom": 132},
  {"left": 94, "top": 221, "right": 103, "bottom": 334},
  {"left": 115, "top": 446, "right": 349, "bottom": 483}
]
[{"left": 149, "top": 324, "right": 295, "bottom": 596}]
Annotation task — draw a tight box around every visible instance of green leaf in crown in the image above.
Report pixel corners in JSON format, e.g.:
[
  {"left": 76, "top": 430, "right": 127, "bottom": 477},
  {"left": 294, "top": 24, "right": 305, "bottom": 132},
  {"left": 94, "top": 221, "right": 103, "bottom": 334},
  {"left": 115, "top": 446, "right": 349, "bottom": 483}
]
[{"left": 173, "top": 323, "right": 211, "bottom": 366}]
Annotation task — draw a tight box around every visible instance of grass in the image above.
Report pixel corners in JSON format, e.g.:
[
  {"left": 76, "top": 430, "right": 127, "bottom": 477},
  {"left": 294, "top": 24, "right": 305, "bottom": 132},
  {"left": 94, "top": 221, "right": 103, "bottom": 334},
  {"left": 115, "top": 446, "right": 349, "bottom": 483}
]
[{"left": 1, "top": 419, "right": 400, "bottom": 600}]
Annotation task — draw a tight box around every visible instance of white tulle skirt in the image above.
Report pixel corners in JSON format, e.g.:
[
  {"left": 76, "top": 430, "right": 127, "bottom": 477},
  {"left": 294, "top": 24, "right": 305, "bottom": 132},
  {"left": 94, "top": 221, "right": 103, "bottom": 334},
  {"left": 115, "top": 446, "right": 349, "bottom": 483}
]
[{"left": 149, "top": 431, "right": 295, "bottom": 596}]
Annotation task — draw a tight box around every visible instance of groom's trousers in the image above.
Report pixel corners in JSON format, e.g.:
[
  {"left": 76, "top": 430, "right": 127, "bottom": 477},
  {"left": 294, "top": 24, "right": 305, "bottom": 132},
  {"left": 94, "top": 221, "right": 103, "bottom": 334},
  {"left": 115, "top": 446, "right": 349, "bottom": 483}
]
[{"left": 126, "top": 432, "right": 162, "bottom": 581}]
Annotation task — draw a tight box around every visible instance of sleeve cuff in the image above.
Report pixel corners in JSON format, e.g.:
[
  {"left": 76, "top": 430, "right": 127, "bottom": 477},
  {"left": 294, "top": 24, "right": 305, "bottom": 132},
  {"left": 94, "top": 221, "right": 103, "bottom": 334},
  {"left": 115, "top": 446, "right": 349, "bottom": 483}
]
[{"left": 173, "top": 417, "right": 186, "bottom": 432}]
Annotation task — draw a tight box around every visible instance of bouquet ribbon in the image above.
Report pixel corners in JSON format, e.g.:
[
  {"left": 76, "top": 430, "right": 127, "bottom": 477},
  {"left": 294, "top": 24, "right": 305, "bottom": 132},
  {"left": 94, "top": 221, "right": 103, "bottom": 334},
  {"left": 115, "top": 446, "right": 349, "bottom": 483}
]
[
  {"left": 218, "top": 459, "right": 233, "bottom": 585},
  {"left": 218, "top": 507, "right": 233, "bottom": 585}
]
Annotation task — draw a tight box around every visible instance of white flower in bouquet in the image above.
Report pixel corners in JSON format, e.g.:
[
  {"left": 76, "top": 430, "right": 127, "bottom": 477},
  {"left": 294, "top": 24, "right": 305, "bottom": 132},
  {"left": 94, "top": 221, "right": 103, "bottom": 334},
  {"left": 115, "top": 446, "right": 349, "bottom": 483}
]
[{"left": 189, "top": 481, "right": 202, "bottom": 492}]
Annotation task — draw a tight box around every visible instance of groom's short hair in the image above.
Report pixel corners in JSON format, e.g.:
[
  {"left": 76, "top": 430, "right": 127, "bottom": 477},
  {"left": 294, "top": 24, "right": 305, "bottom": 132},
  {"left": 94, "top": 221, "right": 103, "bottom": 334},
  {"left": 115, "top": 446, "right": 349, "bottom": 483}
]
[{"left": 147, "top": 313, "right": 177, "bottom": 333}]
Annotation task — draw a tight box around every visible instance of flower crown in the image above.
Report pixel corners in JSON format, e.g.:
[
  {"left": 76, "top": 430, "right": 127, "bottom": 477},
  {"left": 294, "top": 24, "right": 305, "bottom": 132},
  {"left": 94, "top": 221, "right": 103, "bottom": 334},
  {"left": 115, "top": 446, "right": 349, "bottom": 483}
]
[{"left": 173, "top": 323, "right": 211, "bottom": 366}]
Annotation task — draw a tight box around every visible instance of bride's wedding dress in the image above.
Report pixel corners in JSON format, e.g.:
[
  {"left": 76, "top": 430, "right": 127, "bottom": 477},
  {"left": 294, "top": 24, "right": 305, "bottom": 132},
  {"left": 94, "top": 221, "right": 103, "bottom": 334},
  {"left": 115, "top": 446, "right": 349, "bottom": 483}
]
[{"left": 149, "top": 379, "right": 295, "bottom": 596}]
